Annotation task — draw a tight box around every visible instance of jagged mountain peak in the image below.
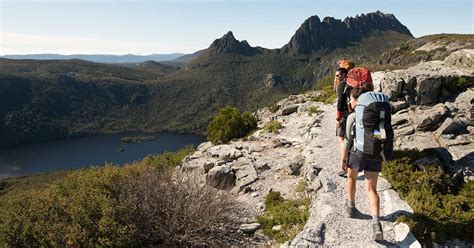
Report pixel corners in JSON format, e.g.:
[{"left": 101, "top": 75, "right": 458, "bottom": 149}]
[
  {"left": 209, "top": 31, "right": 257, "bottom": 56},
  {"left": 283, "top": 11, "right": 413, "bottom": 55}
]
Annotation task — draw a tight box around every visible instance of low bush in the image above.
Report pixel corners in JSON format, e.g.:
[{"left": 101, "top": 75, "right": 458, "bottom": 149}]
[
  {"left": 257, "top": 191, "right": 310, "bottom": 243},
  {"left": 264, "top": 120, "right": 283, "bottom": 134},
  {"left": 268, "top": 104, "right": 280, "bottom": 113},
  {"left": 307, "top": 106, "right": 322, "bottom": 116},
  {"left": 311, "top": 76, "right": 337, "bottom": 104},
  {"left": 206, "top": 106, "right": 257, "bottom": 144},
  {"left": 382, "top": 150, "right": 474, "bottom": 244},
  {"left": 0, "top": 147, "right": 246, "bottom": 247},
  {"left": 446, "top": 76, "right": 473, "bottom": 94},
  {"left": 296, "top": 180, "right": 308, "bottom": 193}
]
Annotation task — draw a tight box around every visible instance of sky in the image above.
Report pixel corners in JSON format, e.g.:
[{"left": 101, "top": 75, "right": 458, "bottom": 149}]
[{"left": 0, "top": 0, "right": 473, "bottom": 55}]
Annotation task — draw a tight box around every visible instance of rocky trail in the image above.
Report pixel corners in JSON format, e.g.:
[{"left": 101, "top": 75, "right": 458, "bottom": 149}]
[
  {"left": 180, "top": 50, "right": 473, "bottom": 247},
  {"left": 181, "top": 94, "right": 421, "bottom": 247},
  {"left": 286, "top": 103, "right": 418, "bottom": 247}
]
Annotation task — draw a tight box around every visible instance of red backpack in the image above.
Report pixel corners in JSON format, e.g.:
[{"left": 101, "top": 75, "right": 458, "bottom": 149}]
[{"left": 347, "top": 67, "right": 373, "bottom": 88}]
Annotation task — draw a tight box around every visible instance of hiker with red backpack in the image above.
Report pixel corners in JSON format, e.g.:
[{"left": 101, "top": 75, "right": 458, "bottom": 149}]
[{"left": 340, "top": 67, "right": 394, "bottom": 241}]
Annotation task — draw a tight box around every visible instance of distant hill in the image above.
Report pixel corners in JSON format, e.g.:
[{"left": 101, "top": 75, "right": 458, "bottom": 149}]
[
  {"left": 0, "top": 53, "right": 186, "bottom": 64},
  {"left": 377, "top": 34, "right": 474, "bottom": 67},
  {"left": 0, "top": 11, "right": 419, "bottom": 147}
]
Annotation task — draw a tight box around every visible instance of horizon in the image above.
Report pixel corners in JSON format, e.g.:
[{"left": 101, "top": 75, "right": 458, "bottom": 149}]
[{"left": 1, "top": 0, "right": 473, "bottom": 55}]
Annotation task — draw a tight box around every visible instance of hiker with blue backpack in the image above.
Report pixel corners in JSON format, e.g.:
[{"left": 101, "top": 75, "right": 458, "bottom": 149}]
[{"left": 340, "top": 68, "right": 394, "bottom": 241}]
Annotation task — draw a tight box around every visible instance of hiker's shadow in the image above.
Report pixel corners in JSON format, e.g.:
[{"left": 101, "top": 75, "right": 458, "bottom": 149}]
[
  {"left": 353, "top": 208, "right": 371, "bottom": 220},
  {"left": 382, "top": 210, "right": 414, "bottom": 222},
  {"left": 375, "top": 240, "right": 398, "bottom": 246}
]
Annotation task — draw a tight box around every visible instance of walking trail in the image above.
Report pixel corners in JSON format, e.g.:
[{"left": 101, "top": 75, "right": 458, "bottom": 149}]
[{"left": 283, "top": 103, "right": 419, "bottom": 247}]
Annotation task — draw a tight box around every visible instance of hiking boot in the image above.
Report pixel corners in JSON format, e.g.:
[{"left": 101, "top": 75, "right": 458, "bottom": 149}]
[
  {"left": 372, "top": 222, "right": 383, "bottom": 241},
  {"left": 337, "top": 170, "right": 347, "bottom": 178},
  {"left": 345, "top": 204, "right": 356, "bottom": 218}
]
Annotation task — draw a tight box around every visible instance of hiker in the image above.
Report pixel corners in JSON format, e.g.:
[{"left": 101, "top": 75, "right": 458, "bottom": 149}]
[
  {"left": 335, "top": 67, "right": 349, "bottom": 145},
  {"left": 341, "top": 84, "right": 394, "bottom": 241}
]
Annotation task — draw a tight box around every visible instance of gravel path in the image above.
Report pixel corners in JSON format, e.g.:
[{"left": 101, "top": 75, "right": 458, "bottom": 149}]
[{"left": 289, "top": 103, "right": 404, "bottom": 247}]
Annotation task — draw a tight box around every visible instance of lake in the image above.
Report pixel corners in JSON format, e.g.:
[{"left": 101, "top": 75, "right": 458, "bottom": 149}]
[{"left": 0, "top": 132, "right": 206, "bottom": 179}]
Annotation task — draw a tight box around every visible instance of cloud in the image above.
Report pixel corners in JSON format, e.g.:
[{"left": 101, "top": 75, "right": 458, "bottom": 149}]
[{"left": 0, "top": 33, "right": 201, "bottom": 55}]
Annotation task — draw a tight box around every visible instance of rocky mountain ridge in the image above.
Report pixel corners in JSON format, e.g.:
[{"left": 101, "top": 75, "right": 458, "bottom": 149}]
[
  {"left": 209, "top": 31, "right": 259, "bottom": 56},
  {"left": 283, "top": 11, "right": 413, "bottom": 55}
]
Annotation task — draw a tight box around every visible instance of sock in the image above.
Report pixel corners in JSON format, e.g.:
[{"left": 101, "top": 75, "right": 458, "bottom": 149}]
[
  {"left": 348, "top": 200, "right": 355, "bottom": 208},
  {"left": 372, "top": 215, "right": 380, "bottom": 223}
]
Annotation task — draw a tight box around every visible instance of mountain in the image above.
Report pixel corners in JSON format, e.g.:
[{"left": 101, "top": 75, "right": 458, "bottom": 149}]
[
  {"left": 0, "top": 53, "right": 186, "bottom": 64},
  {"left": 283, "top": 11, "right": 412, "bottom": 55},
  {"left": 209, "top": 31, "right": 259, "bottom": 56},
  {"left": 0, "top": 11, "right": 417, "bottom": 147}
]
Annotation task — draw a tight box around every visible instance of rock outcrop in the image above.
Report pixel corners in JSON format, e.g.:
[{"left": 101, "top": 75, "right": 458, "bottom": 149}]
[
  {"left": 373, "top": 50, "right": 473, "bottom": 167},
  {"left": 283, "top": 11, "right": 413, "bottom": 55}
]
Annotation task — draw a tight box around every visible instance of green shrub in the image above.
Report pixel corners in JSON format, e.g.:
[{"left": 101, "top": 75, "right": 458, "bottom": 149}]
[
  {"left": 264, "top": 120, "right": 283, "bottom": 134},
  {"left": 307, "top": 106, "right": 321, "bottom": 116},
  {"left": 0, "top": 165, "right": 136, "bottom": 247},
  {"left": 141, "top": 144, "right": 194, "bottom": 169},
  {"left": 382, "top": 150, "right": 474, "bottom": 244},
  {"left": 311, "top": 76, "right": 336, "bottom": 104},
  {"left": 206, "top": 106, "right": 257, "bottom": 144},
  {"left": 446, "top": 76, "right": 473, "bottom": 94},
  {"left": 296, "top": 180, "right": 308, "bottom": 193},
  {"left": 257, "top": 191, "right": 310, "bottom": 243},
  {"left": 268, "top": 104, "right": 280, "bottom": 113},
  {"left": 0, "top": 147, "right": 245, "bottom": 247}
]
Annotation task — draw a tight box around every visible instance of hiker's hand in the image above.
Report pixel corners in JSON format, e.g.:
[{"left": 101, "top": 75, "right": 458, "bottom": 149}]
[
  {"left": 341, "top": 160, "right": 348, "bottom": 172},
  {"left": 336, "top": 120, "right": 341, "bottom": 128}
]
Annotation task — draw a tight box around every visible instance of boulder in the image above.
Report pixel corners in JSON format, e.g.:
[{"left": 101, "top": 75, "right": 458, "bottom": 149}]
[
  {"left": 395, "top": 133, "right": 438, "bottom": 151},
  {"left": 239, "top": 223, "right": 261, "bottom": 234},
  {"left": 281, "top": 105, "right": 298, "bottom": 116},
  {"left": 203, "top": 162, "right": 215, "bottom": 173},
  {"left": 206, "top": 145, "right": 243, "bottom": 161},
  {"left": 392, "top": 110, "right": 411, "bottom": 127},
  {"left": 197, "top": 141, "right": 213, "bottom": 152},
  {"left": 453, "top": 88, "right": 474, "bottom": 120},
  {"left": 415, "top": 77, "right": 443, "bottom": 105},
  {"left": 206, "top": 166, "right": 236, "bottom": 190},
  {"left": 255, "top": 160, "right": 271, "bottom": 172},
  {"left": 395, "top": 125, "right": 415, "bottom": 137},
  {"left": 444, "top": 49, "right": 474, "bottom": 73},
  {"left": 272, "top": 138, "right": 293, "bottom": 148},
  {"left": 439, "top": 134, "right": 474, "bottom": 160},
  {"left": 233, "top": 159, "right": 259, "bottom": 192},
  {"left": 287, "top": 155, "right": 305, "bottom": 176},
  {"left": 411, "top": 104, "right": 448, "bottom": 131},
  {"left": 434, "top": 117, "right": 468, "bottom": 137},
  {"left": 391, "top": 101, "right": 408, "bottom": 114},
  {"left": 380, "top": 74, "right": 404, "bottom": 101}
]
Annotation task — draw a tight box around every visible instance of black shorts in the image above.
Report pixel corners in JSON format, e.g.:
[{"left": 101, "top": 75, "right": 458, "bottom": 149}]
[{"left": 348, "top": 153, "right": 382, "bottom": 172}]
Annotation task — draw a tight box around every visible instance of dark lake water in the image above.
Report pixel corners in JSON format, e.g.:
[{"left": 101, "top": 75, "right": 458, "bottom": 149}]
[{"left": 0, "top": 132, "right": 206, "bottom": 179}]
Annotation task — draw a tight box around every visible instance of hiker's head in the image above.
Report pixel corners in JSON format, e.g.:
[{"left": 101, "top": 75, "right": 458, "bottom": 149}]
[
  {"left": 335, "top": 68, "right": 348, "bottom": 81},
  {"left": 349, "top": 86, "right": 370, "bottom": 108}
]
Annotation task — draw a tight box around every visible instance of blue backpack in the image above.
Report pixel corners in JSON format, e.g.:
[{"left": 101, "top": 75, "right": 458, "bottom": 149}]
[{"left": 353, "top": 92, "right": 394, "bottom": 161}]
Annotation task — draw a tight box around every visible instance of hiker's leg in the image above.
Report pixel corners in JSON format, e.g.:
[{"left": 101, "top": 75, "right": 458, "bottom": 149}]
[
  {"left": 347, "top": 168, "right": 358, "bottom": 203},
  {"left": 364, "top": 171, "right": 380, "bottom": 218}
]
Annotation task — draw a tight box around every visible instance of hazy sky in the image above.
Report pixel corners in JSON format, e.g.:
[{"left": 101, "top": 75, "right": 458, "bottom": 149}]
[{"left": 1, "top": 0, "right": 472, "bottom": 55}]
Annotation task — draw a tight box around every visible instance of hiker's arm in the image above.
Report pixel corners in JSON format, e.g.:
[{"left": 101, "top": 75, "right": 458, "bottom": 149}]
[
  {"left": 341, "top": 113, "right": 355, "bottom": 163},
  {"left": 336, "top": 82, "right": 346, "bottom": 121}
]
